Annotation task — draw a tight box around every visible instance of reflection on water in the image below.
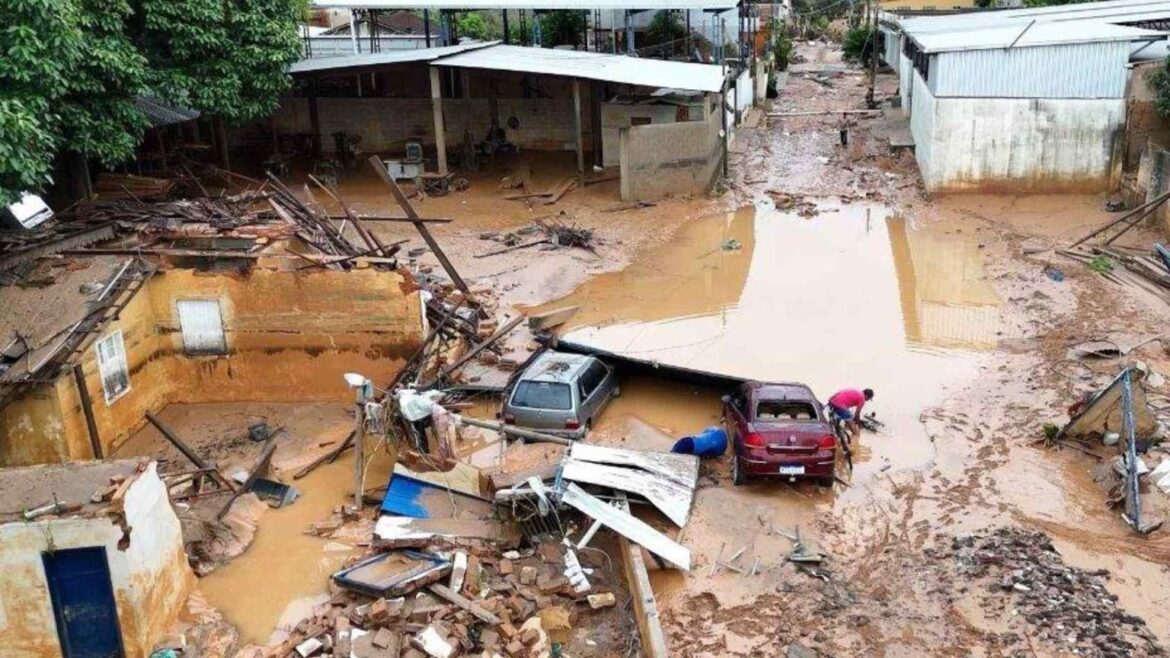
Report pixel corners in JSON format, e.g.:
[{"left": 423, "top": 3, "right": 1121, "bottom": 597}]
[{"left": 537, "top": 202, "right": 1000, "bottom": 479}]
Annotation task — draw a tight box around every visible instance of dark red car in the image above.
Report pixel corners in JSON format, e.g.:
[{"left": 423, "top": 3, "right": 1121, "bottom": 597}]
[{"left": 722, "top": 381, "right": 838, "bottom": 486}]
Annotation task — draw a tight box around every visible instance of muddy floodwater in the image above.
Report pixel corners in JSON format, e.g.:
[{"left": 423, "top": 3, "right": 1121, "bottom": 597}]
[
  {"left": 199, "top": 454, "right": 388, "bottom": 646},
  {"left": 540, "top": 201, "right": 1001, "bottom": 484}
]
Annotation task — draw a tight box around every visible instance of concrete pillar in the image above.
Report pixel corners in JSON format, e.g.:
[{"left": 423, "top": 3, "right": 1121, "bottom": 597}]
[
  {"left": 430, "top": 67, "right": 448, "bottom": 175},
  {"left": 625, "top": 11, "right": 634, "bottom": 55},
  {"left": 308, "top": 79, "right": 321, "bottom": 160},
  {"left": 502, "top": 10, "right": 510, "bottom": 44},
  {"left": 572, "top": 79, "right": 584, "bottom": 178},
  {"left": 424, "top": 9, "right": 432, "bottom": 47}
]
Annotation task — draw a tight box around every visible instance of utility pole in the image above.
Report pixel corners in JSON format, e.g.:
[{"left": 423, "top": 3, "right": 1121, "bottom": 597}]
[{"left": 866, "top": 0, "right": 879, "bottom": 109}]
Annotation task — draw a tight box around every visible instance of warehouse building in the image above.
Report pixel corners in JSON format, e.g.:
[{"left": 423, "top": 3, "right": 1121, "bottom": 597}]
[{"left": 879, "top": 0, "right": 1170, "bottom": 192}]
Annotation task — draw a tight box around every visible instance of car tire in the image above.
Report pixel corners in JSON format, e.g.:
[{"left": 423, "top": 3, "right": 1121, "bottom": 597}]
[
  {"left": 817, "top": 475, "right": 835, "bottom": 488},
  {"left": 731, "top": 453, "right": 746, "bottom": 486}
]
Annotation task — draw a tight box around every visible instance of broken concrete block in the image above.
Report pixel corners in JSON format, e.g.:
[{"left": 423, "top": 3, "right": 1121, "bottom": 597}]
[
  {"left": 372, "top": 628, "right": 397, "bottom": 650},
  {"left": 538, "top": 543, "right": 562, "bottom": 563},
  {"left": 519, "top": 566, "right": 538, "bottom": 586},
  {"left": 335, "top": 616, "right": 353, "bottom": 656},
  {"left": 498, "top": 559, "right": 514, "bottom": 575},
  {"left": 412, "top": 624, "right": 456, "bottom": 658},
  {"left": 498, "top": 622, "right": 518, "bottom": 639},
  {"left": 505, "top": 640, "right": 524, "bottom": 656},
  {"left": 295, "top": 636, "right": 324, "bottom": 657},
  {"left": 462, "top": 554, "right": 481, "bottom": 597},
  {"left": 479, "top": 629, "right": 500, "bottom": 649},
  {"left": 536, "top": 606, "right": 572, "bottom": 644},
  {"left": 587, "top": 592, "right": 616, "bottom": 609},
  {"left": 449, "top": 551, "right": 468, "bottom": 592}
]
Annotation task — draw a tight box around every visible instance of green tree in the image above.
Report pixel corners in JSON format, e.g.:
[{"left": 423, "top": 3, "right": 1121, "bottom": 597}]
[
  {"left": 455, "top": 12, "right": 492, "bottom": 41},
  {"left": 1149, "top": 57, "right": 1170, "bottom": 120},
  {"left": 59, "top": 0, "right": 150, "bottom": 172},
  {"left": 842, "top": 25, "right": 878, "bottom": 64},
  {"left": 0, "top": 0, "right": 83, "bottom": 204},
  {"left": 770, "top": 20, "right": 794, "bottom": 72},
  {"left": 644, "top": 10, "right": 687, "bottom": 48},
  {"left": 134, "top": 0, "right": 303, "bottom": 124},
  {"left": 539, "top": 10, "right": 586, "bottom": 48}
]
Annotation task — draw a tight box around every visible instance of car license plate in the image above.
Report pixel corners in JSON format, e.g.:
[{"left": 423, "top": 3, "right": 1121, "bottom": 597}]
[{"left": 779, "top": 465, "right": 805, "bottom": 476}]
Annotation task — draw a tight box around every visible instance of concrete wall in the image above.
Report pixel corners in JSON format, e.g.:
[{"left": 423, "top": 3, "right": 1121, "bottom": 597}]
[
  {"left": 0, "top": 464, "right": 193, "bottom": 658},
  {"left": 619, "top": 108, "right": 722, "bottom": 202},
  {"left": 910, "top": 69, "right": 1124, "bottom": 192},
  {"left": 1125, "top": 62, "right": 1170, "bottom": 169},
  {"left": 0, "top": 266, "right": 424, "bottom": 466},
  {"left": 600, "top": 102, "right": 700, "bottom": 167},
  {"left": 270, "top": 96, "right": 594, "bottom": 154}
]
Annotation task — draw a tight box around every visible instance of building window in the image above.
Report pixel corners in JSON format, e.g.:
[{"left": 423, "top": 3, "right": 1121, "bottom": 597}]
[
  {"left": 95, "top": 330, "right": 130, "bottom": 404},
  {"left": 177, "top": 299, "right": 227, "bottom": 355}
]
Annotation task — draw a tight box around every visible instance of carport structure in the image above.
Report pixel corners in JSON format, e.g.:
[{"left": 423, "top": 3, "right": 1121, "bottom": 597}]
[{"left": 284, "top": 43, "right": 728, "bottom": 201}]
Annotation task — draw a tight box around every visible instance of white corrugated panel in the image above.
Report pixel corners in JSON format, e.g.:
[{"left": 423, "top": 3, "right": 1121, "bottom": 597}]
[
  {"left": 177, "top": 300, "right": 227, "bottom": 355},
  {"left": 433, "top": 45, "right": 725, "bottom": 93},
  {"left": 931, "top": 41, "right": 1133, "bottom": 99},
  {"left": 290, "top": 41, "right": 494, "bottom": 73}
]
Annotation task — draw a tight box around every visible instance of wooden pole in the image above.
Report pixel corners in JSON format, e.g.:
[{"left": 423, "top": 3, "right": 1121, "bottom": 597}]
[
  {"left": 146, "top": 412, "right": 237, "bottom": 492},
  {"left": 1069, "top": 188, "right": 1170, "bottom": 248},
  {"left": 73, "top": 364, "right": 103, "bottom": 459},
  {"left": 453, "top": 414, "right": 572, "bottom": 446},
  {"left": 367, "top": 155, "right": 472, "bottom": 296},
  {"left": 354, "top": 403, "right": 365, "bottom": 509},
  {"left": 430, "top": 67, "right": 448, "bottom": 175},
  {"left": 572, "top": 80, "right": 585, "bottom": 179}
]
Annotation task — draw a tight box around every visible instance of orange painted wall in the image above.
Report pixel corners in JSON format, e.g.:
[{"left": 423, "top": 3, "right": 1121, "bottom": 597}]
[{"left": 2, "top": 266, "right": 423, "bottom": 465}]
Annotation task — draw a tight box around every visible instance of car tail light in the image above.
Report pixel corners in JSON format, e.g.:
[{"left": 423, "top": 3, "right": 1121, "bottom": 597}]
[
  {"left": 819, "top": 434, "right": 836, "bottom": 449},
  {"left": 743, "top": 432, "right": 765, "bottom": 448},
  {"left": 565, "top": 419, "right": 581, "bottom": 430},
  {"left": 503, "top": 413, "right": 515, "bottom": 425}
]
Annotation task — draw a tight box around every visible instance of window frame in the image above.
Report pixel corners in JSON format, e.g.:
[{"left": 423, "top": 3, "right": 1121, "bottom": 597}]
[
  {"left": 176, "top": 299, "right": 227, "bottom": 356},
  {"left": 95, "top": 330, "right": 130, "bottom": 405}
]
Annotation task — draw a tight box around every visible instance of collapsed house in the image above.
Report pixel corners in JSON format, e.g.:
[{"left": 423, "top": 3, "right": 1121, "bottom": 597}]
[
  {"left": 879, "top": 0, "right": 1170, "bottom": 192},
  {"left": 0, "top": 189, "right": 425, "bottom": 466},
  {"left": 0, "top": 460, "right": 192, "bottom": 657}
]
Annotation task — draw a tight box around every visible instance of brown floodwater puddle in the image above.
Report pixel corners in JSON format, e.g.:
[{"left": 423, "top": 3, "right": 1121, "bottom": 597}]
[
  {"left": 536, "top": 201, "right": 1001, "bottom": 487},
  {"left": 199, "top": 452, "right": 392, "bottom": 646}
]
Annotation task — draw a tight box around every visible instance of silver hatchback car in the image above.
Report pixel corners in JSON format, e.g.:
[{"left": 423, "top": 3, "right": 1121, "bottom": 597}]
[{"left": 502, "top": 352, "right": 619, "bottom": 439}]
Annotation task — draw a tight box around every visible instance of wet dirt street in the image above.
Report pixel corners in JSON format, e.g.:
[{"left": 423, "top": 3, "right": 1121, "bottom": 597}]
[{"left": 519, "top": 42, "right": 1170, "bottom": 657}]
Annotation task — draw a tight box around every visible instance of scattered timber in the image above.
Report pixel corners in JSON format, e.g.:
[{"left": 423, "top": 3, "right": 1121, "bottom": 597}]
[{"left": 145, "top": 412, "right": 236, "bottom": 492}]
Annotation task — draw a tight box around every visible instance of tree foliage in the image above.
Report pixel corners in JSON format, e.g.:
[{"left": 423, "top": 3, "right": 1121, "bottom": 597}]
[
  {"left": 1149, "top": 57, "right": 1170, "bottom": 120},
  {"left": 0, "top": 0, "right": 302, "bottom": 204},
  {"left": 770, "top": 20, "right": 794, "bottom": 72},
  {"left": 539, "top": 10, "right": 586, "bottom": 48},
  {"left": 842, "top": 25, "right": 878, "bottom": 65},
  {"left": 644, "top": 11, "right": 688, "bottom": 48},
  {"left": 455, "top": 12, "right": 492, "bottom": 41}
]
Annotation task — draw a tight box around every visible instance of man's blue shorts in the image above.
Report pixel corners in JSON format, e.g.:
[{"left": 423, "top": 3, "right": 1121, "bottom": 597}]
[{"left": 829, "top": 404, "right": 853, "bottom": 421}]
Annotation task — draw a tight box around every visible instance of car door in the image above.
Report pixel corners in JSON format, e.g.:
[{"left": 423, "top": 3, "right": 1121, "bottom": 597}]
[
  {"left": 577, "top": 361, "right": 606, "bottom": 423},
  {"left": 723, "top": 388, "right": 748, "bottom": 446}
]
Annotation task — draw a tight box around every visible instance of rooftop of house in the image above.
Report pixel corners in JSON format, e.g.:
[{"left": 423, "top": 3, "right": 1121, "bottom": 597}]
[{"left": 0, "top": 459, "right": 144, "bottom": 523}]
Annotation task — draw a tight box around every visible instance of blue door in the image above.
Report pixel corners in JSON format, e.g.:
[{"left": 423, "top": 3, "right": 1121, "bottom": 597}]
[{"left": 42, "top": 547, "right": 125, "bottom": 658}]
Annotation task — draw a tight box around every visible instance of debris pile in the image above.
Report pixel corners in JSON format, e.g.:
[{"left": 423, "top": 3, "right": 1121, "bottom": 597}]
[{"left": 953, "top": 528, "right": 1163, "bottom": 658}]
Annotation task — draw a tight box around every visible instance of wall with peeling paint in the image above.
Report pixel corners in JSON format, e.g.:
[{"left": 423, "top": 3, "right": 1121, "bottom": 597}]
[
  {"left": 1, "top": 266, "right": 424, "bottom": 466},
  {"left": 910, "top": 69, "right": 1123, "bottom": 192},
  {"left": 0, "top": 463, "right": 193, "bottom": 658}
]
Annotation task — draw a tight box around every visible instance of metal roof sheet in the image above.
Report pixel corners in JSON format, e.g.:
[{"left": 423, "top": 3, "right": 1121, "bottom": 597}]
[
  {"left": 912, "top": 21, "right": 1164, "bottom": 53},
  {"left": 431, "top": 44, "right": 725, "bottom": 92},
  {"left": 289, "top": 41, "right": 495, "bottom": 74},
  {"left": 135, "top": 95, "right": 200, "bottom": 127},
  {"left": 314, "top": 0, "right": 738, "bottom": 9},
  {"left": 898, "top": 0, "right": 1170, "bottom": 34}
]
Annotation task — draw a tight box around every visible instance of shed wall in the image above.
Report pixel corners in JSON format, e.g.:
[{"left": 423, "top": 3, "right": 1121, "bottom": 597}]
[
  {"left": 930, "top": 41, "right": 1133, "bottom": 99},
  {"left": 619, "top": 109, "right": 722, "bottom": 202},
  {"left": 0, "top": 464, "right": 193, "bottom": 658}
]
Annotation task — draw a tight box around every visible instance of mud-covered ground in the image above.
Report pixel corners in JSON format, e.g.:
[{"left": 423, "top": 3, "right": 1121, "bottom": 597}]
[{"left": 156, "top": 41, "right": 1170, "bottom": 656}]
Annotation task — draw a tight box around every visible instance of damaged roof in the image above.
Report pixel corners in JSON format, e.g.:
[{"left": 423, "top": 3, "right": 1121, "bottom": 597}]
[
  {"left": 911, "top": 20, "right": 1166, "bottom": 53},
  {"left": 0, "top": 459, "right": 142, "bottom": 523},
  {"left": 432, "top": 45, "right": 726, "bottom": 93}
]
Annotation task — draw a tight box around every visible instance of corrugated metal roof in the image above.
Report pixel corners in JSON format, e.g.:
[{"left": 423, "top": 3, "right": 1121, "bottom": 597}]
[
  {"left": 897, "top": 0, "right": 1170, "bottom": 32},
  {"left": 289, "top": 41, "right": 495, "bottom": 73},
  {"left": 912, "top": 21, "right": 1163, "bottom": 53},
  {"left": 315, "top": 0, "right": 738, "bottom": 9},
  {"left": 431, "top": 44, "right": 725, "bottom": 92},
  {"left": 135, "top": 95, "right": 200, "bottom": 127}
]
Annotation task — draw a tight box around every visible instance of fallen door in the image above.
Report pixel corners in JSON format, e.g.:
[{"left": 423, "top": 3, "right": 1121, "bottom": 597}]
[{"left": 42, "top": 547, "right": 125, "bottom": 658}]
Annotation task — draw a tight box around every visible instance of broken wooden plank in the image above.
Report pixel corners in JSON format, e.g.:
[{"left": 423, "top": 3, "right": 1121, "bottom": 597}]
[
  {"left": 613, "top": 494, "right": 671, "bottom": 658},
  {"left": 326, "top": 214, "right": 452, "bottom": 224},
  {"left": 474, "top": 239, "right": 551, "bottom": 258},
  {"left": 560, "top": 483, "right": 691, "bottom": 570},
  {"left": 427, "top": 583, "right": 501, "bottom": 625},
  {"left": 217, "top": 437, "right": 278, "bottom": 519},
  {"left": 373, "top": 516, "right": 521, "bottom": 547},
  {"left": 561, "top": 458, "right": 694, "bottom": 526},
  {"left": 145, "top": 412, "right": 236, "bottom": 492},
  {"left": 527, "top": 305, "right": 579, "bottom": 331},
  {"left": 367, "top": 155, "right": 471, "bottom": 296},
  {"left": 424, "top": 315, "right": 525, "bottom": 387},
  {"left": 293, "top": 431, "right": 355, "bottom": 480},
  {"left": 569, "top": 443, "right": 699, "bottom": 489},
  {"left": 452, "top": 414, "right": 573, "bottom": 447}
]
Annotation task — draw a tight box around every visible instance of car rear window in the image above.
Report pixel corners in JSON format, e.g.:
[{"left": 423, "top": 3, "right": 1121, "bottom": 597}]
[
  {"left": 511, "top": 381, "right": 573, "bottom": 410},
  {"left": 756, "top": 400, "right": 818, "bottom": 421}
]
